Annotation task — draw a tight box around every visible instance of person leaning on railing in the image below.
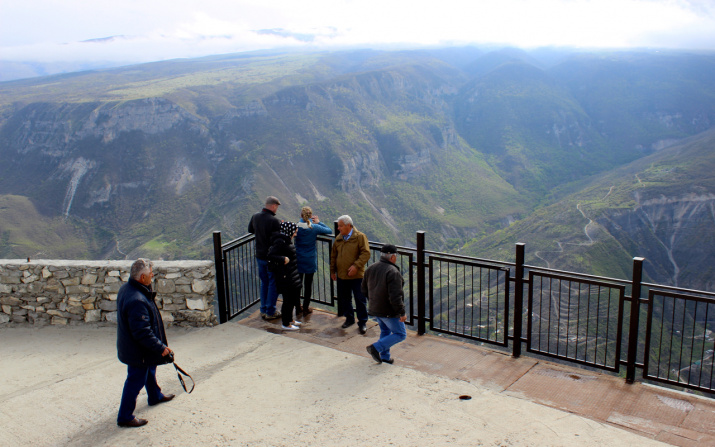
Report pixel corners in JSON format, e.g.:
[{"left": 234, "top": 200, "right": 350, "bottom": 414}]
[
  {"left": 267, "top": 221, "right": 304, "bottom": 331},
  {"left": 247, "top": 196, "right": 283, "bottom": 321},
  {"left": 294, "top": 206, "right": 333, "bottom": 315}
]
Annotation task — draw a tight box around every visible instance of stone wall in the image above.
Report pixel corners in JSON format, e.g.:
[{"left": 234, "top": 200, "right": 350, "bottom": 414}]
[{"left": 0, "top": 260, "right": 217, "bottom": 327}]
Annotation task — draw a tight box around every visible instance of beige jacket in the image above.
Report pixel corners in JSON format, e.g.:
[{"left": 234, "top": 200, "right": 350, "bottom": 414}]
[{"left": 330, "top": 228, "right": 371, "bottom": 280}]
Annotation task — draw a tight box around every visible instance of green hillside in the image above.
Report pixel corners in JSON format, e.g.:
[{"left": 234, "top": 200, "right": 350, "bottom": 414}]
[
  {"left": 0, "top": 195, "right": 110, "bottom": 259},
  {"left": 1, "top": 46, "right": 715, "bottom": 290},
  {"left": 464, "top": 128, "right": 715, "bottom": 289}
]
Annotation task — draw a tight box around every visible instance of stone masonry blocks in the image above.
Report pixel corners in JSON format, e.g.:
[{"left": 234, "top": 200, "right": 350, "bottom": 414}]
[{"left": 0, "top": 260, "right": 216, "bottom": 327}]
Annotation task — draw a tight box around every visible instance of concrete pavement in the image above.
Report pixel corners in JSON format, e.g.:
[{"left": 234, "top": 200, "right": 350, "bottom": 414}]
[{"left": 0, "top": 310, "right": 708, "bottom": 446}]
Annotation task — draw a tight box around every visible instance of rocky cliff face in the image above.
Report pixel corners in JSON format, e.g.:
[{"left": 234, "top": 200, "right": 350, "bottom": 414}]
[
  {"left": 0, "top": 98, "right": 220, "bottom": 259},
  {"left": 0, "top": 57, "right": 491, "bottom": 258},
  {"left": 598, "top": 193, "right": 715, "bottom": 290},
  {"left": 2, "top": 48, "right": 715, "bottom": 267},
  {"left": 6, "top": 98, "right": 207, "bottom": 156}
]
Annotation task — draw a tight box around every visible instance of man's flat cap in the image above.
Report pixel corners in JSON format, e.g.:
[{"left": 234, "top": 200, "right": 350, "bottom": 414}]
[{"left": 265, "top": 196, "right": 281, "bottom": 205}]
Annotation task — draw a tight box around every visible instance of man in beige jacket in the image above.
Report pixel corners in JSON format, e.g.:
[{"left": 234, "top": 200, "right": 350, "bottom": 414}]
[{"left": 330, "top": 215, "right": 371, "bottom": 334}]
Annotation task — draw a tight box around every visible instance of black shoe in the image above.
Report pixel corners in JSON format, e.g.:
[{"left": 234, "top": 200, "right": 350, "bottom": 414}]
[
  {"left": 118, "top": 418, "right": 148, "bottom": 428},
  {"left": 366, "top": 344, "right": 382, "bottom": 363},
  {"left": 358, "top": 324, "right": 367, "bottom": 335},
  {"left": 341, "top": 321, "right": 354, "bottom": 329},
  {"left": 383, "top": 359, "right": 394, "bottom": 364}
]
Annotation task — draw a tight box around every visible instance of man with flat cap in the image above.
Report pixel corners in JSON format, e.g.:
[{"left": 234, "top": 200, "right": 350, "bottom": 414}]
[
  {"left": 362, "top": 244, "right": 407, "bottom": 364},
  {"left": 248, "top": 196, "right": 282, "bottom": 320}
]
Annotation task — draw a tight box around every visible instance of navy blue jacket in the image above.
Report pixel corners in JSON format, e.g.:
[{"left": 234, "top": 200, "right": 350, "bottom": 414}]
[
  {"left": 116, "top": 278, "right": 168, "bottom": 367},
  {"left": 295, "top": 219, "right": 332, "bottom": 274}
]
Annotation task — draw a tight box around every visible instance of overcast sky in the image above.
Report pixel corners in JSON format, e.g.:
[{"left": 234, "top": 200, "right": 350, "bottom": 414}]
[{"left": 2, "top": 0, "right": 715, "bottom": 64}]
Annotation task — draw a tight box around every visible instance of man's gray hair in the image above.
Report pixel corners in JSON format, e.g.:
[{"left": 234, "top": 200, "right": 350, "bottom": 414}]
[
  {"left": 337, "top": 215, "right": 353, "bottom": 226},
  {"left": 130, "top": 258, "right": 153, "bottom": 280},
  {"left": 380, "top": 252, "right": 395, "bottom": 261}
]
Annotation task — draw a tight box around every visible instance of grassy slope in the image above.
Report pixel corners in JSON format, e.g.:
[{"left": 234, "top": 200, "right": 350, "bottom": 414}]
[
  {"left": 463, "top": 128, "right": 715, "bottom": 284},
  {"left": 0, "top": 195, "right": 110, "bottom": 259}
]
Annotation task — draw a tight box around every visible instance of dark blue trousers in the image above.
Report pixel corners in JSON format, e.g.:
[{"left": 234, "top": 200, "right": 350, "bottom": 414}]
[
  {"left": 337, "top": 278, "right": 368, "bottom": 325},
  {"left": 117, "top": 364, "right": 165, "bottom": 424}
]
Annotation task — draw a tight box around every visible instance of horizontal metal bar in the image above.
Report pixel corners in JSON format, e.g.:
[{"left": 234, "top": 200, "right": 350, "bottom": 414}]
[
  {"left": 531, "top": 270, "right": 627, "bottom": 290},
  {"left": 643, "top": 373, "right": 714, "bottom": 394},
  {"left": 525, "top": 264, "right": 631, "bottom": 286},
  {"left": 424, "top": 250, "right": 515, "bottom": 268},
  {"left": 644, "top": 284, "right": 715, "bottom": 300},
  {"left": 431, "top": 327, "right": 509, "bottom": 347},
  {"left": 527, "top": 347, "right": 619, "bottom": 372},
  {"left": 222, "top": 233, "right": 255, "bottom": 251},
  {"left": 429, "top": 255, "right": 511, "bottom": 271}
]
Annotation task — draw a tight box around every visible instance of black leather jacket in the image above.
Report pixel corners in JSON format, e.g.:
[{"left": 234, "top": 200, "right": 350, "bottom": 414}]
[
  {"left": 248, "top": 208, "right": 281, "bottom": 260},
  {"left": 362, "top": 258, "right": 405, "bottom": 318}
]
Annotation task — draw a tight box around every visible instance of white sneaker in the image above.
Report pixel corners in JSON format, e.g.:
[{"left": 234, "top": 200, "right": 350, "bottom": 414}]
[
  {"left": 293, "top": 321, "right": 302, "bottom": 326},
  {"left": 281, "top": 324, "right": 299, "bottom": 331}
]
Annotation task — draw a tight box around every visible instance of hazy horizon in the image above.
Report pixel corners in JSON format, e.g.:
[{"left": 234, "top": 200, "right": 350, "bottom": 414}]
[{"left": 2, "top": 0, "right": 715, "bottom": 69}]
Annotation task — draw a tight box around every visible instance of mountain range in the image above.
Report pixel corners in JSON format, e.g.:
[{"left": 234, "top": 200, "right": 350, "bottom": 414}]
[{"left": 1, "top": 46, "right": 714, "bottom": 289}]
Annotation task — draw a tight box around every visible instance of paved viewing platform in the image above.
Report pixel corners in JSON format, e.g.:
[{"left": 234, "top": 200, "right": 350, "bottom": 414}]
[{"left": 1, "top": 308, "right": 713, "bottom": 446}]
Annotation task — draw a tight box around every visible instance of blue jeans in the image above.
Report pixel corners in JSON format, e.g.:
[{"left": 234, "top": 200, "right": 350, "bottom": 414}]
[
  {"left": 117, "top": 365, "right": 165, "bottom": 424},
  {"left": 337, "top": 278, "right": 368, "bottom": 325},
  {"left": 257, "top": 258, "right": 278, "bottom": 315},
  {"left": 372, "top": 317, "right": 407, "bottom": 361}
]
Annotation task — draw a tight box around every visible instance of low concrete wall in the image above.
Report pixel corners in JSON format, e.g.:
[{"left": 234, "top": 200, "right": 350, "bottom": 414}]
[{"left": 0, "top": 260, "right": 217, "bottom": 327}]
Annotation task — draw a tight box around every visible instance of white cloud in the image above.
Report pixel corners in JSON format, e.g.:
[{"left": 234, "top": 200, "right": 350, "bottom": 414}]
[{"left": 1, "top": 0, "right": 715, "bottom": 64}]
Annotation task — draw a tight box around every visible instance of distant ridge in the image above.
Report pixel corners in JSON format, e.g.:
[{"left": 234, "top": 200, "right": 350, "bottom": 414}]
[{"left": 1, "top": 47, "right": 714, "bottom": 290}]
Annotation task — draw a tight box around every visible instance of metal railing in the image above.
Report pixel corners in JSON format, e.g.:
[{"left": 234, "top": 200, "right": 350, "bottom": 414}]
[
  {"left": 526, "top": 270, "right": 625, "bottom": 372},
  {"left": 428, "top": 253, "right": 510, "bottom": 346},
  {"left": 643, "top": 287, "right": 715, "bottom": 393},
  {"left": 213, "top": 230, "right": 715, "bottom": 395}
]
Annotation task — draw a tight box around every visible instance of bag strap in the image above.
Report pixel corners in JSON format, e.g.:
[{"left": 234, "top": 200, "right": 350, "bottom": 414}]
[{"left": 173, "top": 362, "right": 195, "bottom": 394}]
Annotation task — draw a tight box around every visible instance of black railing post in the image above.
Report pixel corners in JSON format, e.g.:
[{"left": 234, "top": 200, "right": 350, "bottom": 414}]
[
  {"left": 512, "top": 243, "right": 526, "bottom": 358},
  {"left": 626, "top": 257, "right": 645, "bottom": 383},
  {"left": 333, "top": 220, "right": 340, "bottom": 315},
  {"left": 212, "top": 231, "right": 228, "bottom": 324},
  {"left": 416, "top": 231, "right": 426, "bottom": 335}
]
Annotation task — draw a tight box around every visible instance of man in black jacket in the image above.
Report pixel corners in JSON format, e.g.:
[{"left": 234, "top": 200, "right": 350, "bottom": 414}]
[
  {"left": 248, "top": 196, "right": 282, "bottom": 320},
  {"left": 116, "top": 258, "right": 174, "bottom": 428},
  {"left": 362, "top": 244, "right": 407, "bottom": 364}
]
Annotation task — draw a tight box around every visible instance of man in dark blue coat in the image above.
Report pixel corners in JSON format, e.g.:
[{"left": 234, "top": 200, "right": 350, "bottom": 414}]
[{"left": 116, "top": 258, "right": 174, "bottom": 428}]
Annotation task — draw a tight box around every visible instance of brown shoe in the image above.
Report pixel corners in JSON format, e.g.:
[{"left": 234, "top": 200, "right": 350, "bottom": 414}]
[
  {"left": 149, "top": 394, "right": 175, "bottom": 406},
  {"left": 118, "top": 418, "right": 148, "bottom": 428},
  {"left": 303, "top": 307, "right": 313, "bottom": 315}
]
